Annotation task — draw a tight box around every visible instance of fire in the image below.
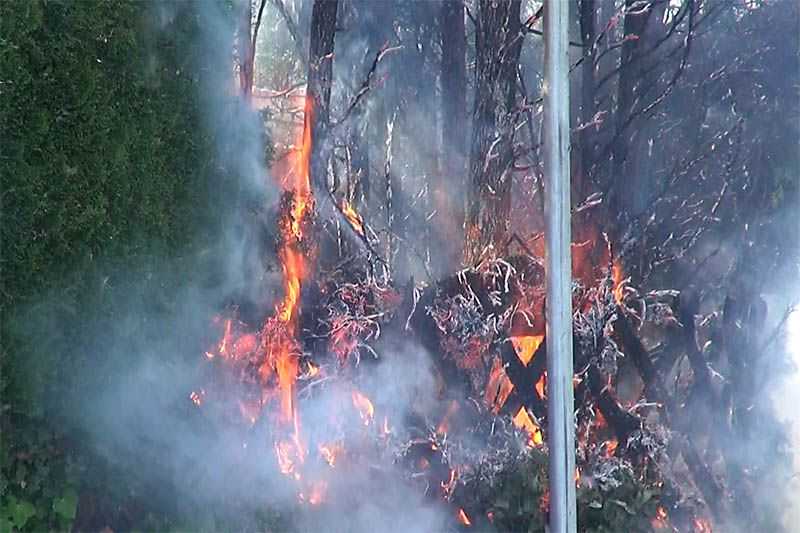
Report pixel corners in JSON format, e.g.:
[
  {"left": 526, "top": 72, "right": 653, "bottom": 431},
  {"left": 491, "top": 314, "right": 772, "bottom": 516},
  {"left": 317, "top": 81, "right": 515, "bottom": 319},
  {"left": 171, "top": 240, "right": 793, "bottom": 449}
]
[
  {"left": 189, "top": 390, "right": 205, "bottom": 407},
  {"left": 595, "top": 409, "right": 608, "bottom": 429},
  {"left": 651, "top": 506, "right": 669, "bottom": 529},
  {"left": 612, "top": 259, "right": 625, "bottom": 304},
  {"left": 456, "top": 508, "right": 472, "bottom": 526},
  {"left": 351, "top": 390, "right": 374, "bottom": 425},
  {"left": 512, "top": 406, "right": 544, "bottom": 446},
  {"left": 269, "top": 94, "right": 316, "bottom": 473},
  {"left": 693, "top": 518, "right": 712, "bottom": 532},
  {"left": 308, "top": 480, "right": 327, "bottom": 506},
  {"left": 604, "top": 438, "right": 618, "bottom": 457},
  {"left": 306, "top": 361, "right": 320, "bottom": 378},
  {"left": 442, "top": 469, "right": 458, "bottom": 497},
  {"left": 218, "top": 318, "right": 233, "bottom": 357},
  {"left": 276, "top": 440, "right": 301, "bottom": 478},
  {"left": 511, "top": 335, "right": 544, "bottom": 366},
  {"left": 319, "top": 442, "right": 342, "bottom": 467},
  {"left": 485, "top": 357, "right": 514, "bottom": 413},
  {"left": 535, "top": 373, "right": 546, "bottom": 400},
  {"left": 437, "top": 400, "right": 460, "bottom": 435},
  {"left": 341, "top": 200, "right": 365, "bottom": 236}
]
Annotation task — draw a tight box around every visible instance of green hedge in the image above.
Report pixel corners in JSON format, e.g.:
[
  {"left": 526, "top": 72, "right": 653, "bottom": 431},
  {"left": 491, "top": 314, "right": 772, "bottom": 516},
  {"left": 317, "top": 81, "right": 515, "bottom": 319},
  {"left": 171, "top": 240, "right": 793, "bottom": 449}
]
[{"left": 0, "top": 1, "right": 247, "bottom": 529}]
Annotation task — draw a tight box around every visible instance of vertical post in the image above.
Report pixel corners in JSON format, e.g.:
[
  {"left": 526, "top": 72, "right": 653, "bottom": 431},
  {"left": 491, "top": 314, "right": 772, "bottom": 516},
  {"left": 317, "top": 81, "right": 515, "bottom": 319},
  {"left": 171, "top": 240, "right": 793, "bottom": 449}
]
[{"left": 544, "top": 1, "right": 576, "bottom": 533}]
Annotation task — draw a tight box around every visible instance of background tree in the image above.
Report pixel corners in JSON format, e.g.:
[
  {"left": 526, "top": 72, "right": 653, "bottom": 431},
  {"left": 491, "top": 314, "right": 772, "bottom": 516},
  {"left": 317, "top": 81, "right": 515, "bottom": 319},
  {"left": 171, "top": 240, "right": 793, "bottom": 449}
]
[{"left": 464, "top": 0, "right": 523, "bottom": 265}]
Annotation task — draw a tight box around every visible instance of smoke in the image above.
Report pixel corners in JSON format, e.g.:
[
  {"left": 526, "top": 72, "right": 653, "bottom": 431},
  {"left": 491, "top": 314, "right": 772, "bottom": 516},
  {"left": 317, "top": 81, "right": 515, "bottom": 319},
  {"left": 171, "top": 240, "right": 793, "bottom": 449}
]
[
  {"left": 57, "top": 3, "right": 455, "bottom": 531},
  {"left": 769, "top": 300, "right": 800, "bottom": 530}
]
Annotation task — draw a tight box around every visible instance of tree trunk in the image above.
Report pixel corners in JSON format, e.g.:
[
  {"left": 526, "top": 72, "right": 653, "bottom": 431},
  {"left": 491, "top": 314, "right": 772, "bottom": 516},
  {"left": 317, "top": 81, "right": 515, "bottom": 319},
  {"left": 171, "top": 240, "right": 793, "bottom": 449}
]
[
  {"left": 238, "top": 0, "right": 254, "bottom": 100},
  {"left": 438, "top": 0, "right": 468, "bottom": 272},
  {"left": 578, "top": 0, "right": 596, "bottom": 193},
  {"left": 464, "top": 0, "right": 522, "bottom": 266},
  {"left": 306, "top": 0, "right": 338, "bottom": 190},
  {"left": 609, "top": 0, "right": 668, "bottom": 222}
]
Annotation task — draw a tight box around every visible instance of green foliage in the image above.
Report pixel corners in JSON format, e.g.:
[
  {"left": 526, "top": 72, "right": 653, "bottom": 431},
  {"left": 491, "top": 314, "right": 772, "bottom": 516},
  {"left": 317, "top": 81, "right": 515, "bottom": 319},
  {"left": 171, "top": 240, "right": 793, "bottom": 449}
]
[
  {"left": 0, "top": 418, "right": 79, "bottom": 532},
  {"left": 462, "top": 450, "right": 664, "bottom": 532},
  {"left": 0, "top": 1, "right": 267, "bottom": 530}
]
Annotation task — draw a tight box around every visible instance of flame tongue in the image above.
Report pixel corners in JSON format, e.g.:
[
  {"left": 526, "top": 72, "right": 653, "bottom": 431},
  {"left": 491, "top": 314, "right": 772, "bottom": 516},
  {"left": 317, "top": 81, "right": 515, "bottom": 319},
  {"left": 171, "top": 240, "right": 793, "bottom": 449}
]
[{"left": 270, "top": 95, "right": 315, "bottom": 475}]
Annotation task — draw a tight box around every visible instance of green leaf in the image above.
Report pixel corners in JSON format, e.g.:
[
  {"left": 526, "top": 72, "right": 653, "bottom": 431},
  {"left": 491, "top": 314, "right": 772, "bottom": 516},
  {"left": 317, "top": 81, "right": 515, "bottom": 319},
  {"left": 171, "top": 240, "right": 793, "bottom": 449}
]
[
  {"left": 52, "top": 487, "right": 78, "bottom": 521},
  {"left": 6, "top": 496, "right": 36, "bottom": 529}
]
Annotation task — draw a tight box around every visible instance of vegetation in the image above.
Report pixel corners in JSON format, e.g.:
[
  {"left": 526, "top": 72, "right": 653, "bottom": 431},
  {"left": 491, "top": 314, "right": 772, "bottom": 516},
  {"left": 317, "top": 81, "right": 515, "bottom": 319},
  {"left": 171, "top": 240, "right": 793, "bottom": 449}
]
[
  {"left": 1, "top": 0, "right": 797, "bottom": 531},
  {"left": 1, "top": 1, "right": 246, "bottom": 529}
]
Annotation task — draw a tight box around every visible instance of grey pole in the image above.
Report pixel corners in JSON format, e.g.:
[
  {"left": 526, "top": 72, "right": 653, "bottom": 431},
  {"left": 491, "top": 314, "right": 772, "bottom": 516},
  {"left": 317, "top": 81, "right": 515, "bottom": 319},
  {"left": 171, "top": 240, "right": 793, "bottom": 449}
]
[{"left": 543, "top": 1, "right": 577, "bottom": 532}]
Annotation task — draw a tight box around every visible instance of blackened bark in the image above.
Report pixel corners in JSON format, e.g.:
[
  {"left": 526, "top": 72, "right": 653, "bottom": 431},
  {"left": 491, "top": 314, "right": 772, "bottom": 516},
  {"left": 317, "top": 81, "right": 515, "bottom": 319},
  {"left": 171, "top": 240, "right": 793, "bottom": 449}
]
[
  {"left": 307, "top": 0, "right": 338, "bottom": 190},
  {"left": 578, "top": 0, "right": 596, "bottom": 190},
  {"left": 609, "top": 0, "right": 652, "bottom": 220},
  {"left": 464, "top": 0, "right": 522, "bottom": 266},
  {"left": 608, "top": 1, "right": 669, "bottom": 222},
  {"left": 438, "top": 0, "right": 468, "bottom": 270}
]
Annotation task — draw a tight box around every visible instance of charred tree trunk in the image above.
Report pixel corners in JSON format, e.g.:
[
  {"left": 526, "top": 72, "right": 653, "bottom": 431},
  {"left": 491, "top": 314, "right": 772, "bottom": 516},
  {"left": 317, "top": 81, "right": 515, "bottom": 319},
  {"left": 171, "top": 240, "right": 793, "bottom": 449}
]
[
  {"left": 438, "top": 0, "right": 467, "bottom": 271},
  {"left": 464, "top": 0, "right": 522, "bottom": 266},
  {"left": 307, "top": 0, "right": 338, "bottom": 190},
  {"left": 608, "top": 1, "right": 669, "bottom": 222},
  {"left": 578, "top": 0, "right": 596, "bottom": 191}
]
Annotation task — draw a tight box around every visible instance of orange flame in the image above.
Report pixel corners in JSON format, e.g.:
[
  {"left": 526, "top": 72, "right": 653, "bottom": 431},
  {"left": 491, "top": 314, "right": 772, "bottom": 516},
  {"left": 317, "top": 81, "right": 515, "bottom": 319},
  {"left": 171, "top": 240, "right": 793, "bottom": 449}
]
[
  {"left": 485, "top": 357, "right": 514, "bottom": 413},
  {"left": 319, "top": 442, "right": 342, "bottom": 467},
  {"left": 308, "top": 480, "right": 327, "bottom": 506},
  {"left": 352, "top": 390, "right": 374, "bottom": 425},
  {"left": 612, "top": 259, "right": 625, "bottom": 304},
  {"left": 218, "top": 318, "right": 233, "bottom": 357},
  {"left": 512, "top": 407, "right": 543, "bottom": 446},
  {"left": 456, "top": 508, "right": 472, "bottom": 526},
  {"left": 604, "top": 438, "right": 619, "bottom": 457},
  {"left": 269, "top": 94, "right": 315, "bottom": 478},
  {"left": 341, "top": 200, "right": 365, "bottom": 236},
  {"left": 535, "top": 373, "right": 547, "bottom": 400},
  {"left": 511, "top": 335, "right": 544, "bottom": 367},
  {"left": 437, "top": 400, "right": 460, "bottom": 435},
  {"left": 651, "top": 506, "right": 669, "bottom": 529},
  {"left": 693, "top": 518, "right": 712, "bottom": 533}
]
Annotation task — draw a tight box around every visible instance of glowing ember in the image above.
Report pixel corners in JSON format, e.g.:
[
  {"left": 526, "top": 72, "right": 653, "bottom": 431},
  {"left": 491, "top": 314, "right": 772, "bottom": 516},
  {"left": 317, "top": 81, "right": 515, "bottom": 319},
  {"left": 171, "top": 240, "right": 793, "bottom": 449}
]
[
  {"left": 693, "top": 518, "right": 712, "bottom": 532},
  {"left": 535, "top": 373, "right": 546, "bottom": 400},
  {"left": 442, "top": 469, "right": 458, "bottom": 497},
  {"left": 351, "top": 390, "right": 374, "bottom": 425},
  {"left": 512, "top": 406, "right": 543, "bottom": 446},
  {"left": 456, "top": 508, "right": 472, "bottom": 526},
  {"left": 308, "top": 480, "right": 327, "bottom": 506},
  {"left": 604, "top": 438, "right": 618, "bottom": 457},
  {"left": 341, "top": 199, "right": 365, "bottom": 236},
  {"left": 189, "top": 390, "right": 205, "bottom": 407},
  {"left": 612, "top": 259, "right": 625, "bottom": 304},
  {"left": 511, "top": 335, "right": 544, "bottom": 366},
  {"left": 651, "top": 506, "right": 669, "bottom": 529}
]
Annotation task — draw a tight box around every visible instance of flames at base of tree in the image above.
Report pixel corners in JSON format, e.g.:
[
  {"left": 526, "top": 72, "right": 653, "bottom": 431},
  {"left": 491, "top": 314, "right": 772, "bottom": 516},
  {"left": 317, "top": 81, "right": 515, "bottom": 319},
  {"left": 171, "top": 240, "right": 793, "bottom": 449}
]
[{"left": 187, "top": 96, "right": 713, "bottom": 531}]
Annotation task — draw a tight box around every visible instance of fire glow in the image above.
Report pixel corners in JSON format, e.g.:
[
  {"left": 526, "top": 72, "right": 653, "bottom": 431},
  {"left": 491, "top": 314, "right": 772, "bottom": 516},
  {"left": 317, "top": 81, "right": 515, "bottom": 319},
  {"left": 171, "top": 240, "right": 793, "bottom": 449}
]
[{"left": 189, "top": 93, "right": 700, "bottom": 529}]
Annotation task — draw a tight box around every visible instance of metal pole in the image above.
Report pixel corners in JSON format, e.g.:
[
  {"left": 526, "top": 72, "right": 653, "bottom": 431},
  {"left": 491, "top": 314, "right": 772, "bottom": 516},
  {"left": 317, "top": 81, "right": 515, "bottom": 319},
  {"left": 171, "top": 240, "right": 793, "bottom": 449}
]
[{"left": 543, "top": 1, "right": 576, "bottom": 532}]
